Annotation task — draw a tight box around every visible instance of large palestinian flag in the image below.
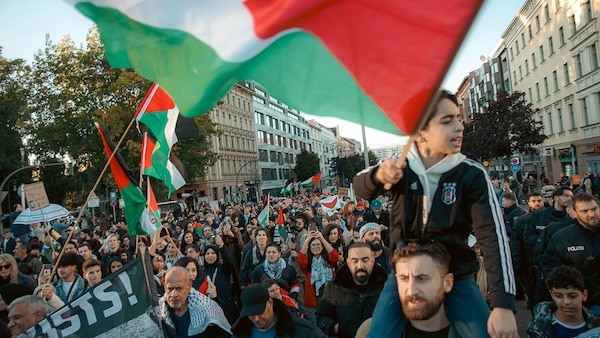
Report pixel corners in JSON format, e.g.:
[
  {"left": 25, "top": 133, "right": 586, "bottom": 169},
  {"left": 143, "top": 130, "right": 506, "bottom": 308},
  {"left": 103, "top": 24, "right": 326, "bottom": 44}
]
[{"left": 68, "top": 0, "right": 482, "bottom": 136}]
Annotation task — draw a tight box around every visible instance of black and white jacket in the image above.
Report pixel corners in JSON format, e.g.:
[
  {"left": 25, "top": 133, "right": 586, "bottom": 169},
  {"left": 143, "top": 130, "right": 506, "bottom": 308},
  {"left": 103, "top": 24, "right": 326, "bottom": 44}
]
[{"left": 353, "top": 144, "right": 516, "bottom": 311}]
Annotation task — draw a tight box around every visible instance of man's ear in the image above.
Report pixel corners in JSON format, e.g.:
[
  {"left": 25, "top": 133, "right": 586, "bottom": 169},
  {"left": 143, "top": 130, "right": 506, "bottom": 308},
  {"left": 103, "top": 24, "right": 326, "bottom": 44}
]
[
  {"left": 583, "top": 289, "right": 588, "bottom": 303},
  {"left": 443, "top": 272, "right": 454, "bottom": 293}
]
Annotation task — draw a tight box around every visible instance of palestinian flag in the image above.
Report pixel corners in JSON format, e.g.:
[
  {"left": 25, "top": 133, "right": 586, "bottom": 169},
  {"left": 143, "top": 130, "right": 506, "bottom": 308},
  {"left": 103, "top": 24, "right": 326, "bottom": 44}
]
[
  {"left": 257, "top": 195, "right": 270, "bottom": 227},
  {"left": 139, "top": 177, "right": 161, "bottom": 235},
  {"left": 299, "top": 172, "right": 321, "bottom": 188},
  {"left": 95, "top": 122, "right": 148, "bottom": 236},
  {"left": 319, "top": 195, "right": 341, "bottom": 215},
  {"left": 69, "top": 0, "right": 482, "bottom": 136},
  {"left": 280, "top": 183, "right": 294, "bottom": 195},
  {"left": 277, "top": 207, "right": 287, "bottom": 240},
  {"left": 141, "top": 132, "right": 187, "bottom": 195}
]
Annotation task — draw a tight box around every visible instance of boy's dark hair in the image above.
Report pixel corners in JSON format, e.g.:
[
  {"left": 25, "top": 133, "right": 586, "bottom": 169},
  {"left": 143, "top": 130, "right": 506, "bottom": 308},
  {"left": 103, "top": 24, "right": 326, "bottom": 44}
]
[
  {"left": 545, "top": 265, "right": 585, "bottom": 292},
  {"left": 82, "top": 258, "right": 101, "bottom": 273},
  {"left": 56, "top": 252, "right": 79, "bottom": 268},
  {"left": 422, "top": 90, "right": 458, "bottom": 127},
  {"left": 392, "top": 240, "right": 451, "bottom": 275}
]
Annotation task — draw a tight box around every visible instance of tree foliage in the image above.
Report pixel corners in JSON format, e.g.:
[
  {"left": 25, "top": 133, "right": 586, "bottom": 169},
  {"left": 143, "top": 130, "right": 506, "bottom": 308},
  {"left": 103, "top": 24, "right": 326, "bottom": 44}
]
[
  {"left": 293, "top": 150, "right": 321, "bottom": 181},
  {"left": 13, "top": 28, "right": 219, "bottom": 207},
  {"left": 462, "top": 90, "right": 546, "bottom": 161},
  {"left": 330, "top": 151, "right": 378, "bottom": 186}
]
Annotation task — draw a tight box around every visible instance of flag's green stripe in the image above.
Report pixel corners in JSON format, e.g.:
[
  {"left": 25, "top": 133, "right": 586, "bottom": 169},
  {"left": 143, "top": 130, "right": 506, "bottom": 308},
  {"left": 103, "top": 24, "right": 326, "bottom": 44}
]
[
  {"left": 121, "top": 184, "right": 148, "bottom": 236},
  {"left": 76, "top": 3, "right": 401, "bottom": 135}
]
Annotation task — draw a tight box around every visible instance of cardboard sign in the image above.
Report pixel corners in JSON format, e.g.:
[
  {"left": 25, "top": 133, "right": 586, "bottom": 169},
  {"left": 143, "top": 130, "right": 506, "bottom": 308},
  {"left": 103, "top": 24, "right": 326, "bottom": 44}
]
[
  {"left": 338, "top": 187, "right": 349, "bottom": 197},
  {"left": 23, "top": 182, "right": 50, "bottom": 210}
]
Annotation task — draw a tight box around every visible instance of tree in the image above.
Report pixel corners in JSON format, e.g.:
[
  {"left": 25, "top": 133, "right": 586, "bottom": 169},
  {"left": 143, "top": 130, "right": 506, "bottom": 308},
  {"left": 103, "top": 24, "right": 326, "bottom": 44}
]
[
  {"left": 330, "top": 151, "right": 378, "bottom": 186},
  {"left": 294, "top": 150, "right": 320, "bottom": 181},
  {"left": 462, "top": 90, "right": 546, "bottom": 161},
  {"left": 21, "top": 29, "right": 219, "bottom": 206}
]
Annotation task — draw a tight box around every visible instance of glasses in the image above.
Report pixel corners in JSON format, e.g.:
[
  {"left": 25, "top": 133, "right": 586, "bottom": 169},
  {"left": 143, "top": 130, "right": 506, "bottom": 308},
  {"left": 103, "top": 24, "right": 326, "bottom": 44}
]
[
  {"left": 153, "top": 258, "right": 164, "bottom": 262},
  {"left": 395, "top": 239, "right": 435, "bottom": 250},
  {"left": 0, "top": 264, "right": 11, "bottom": 270}
]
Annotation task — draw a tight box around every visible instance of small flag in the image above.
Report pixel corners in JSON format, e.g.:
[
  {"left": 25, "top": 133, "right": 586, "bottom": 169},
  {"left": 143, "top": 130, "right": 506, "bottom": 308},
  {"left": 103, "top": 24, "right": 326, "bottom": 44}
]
[
  {"left": 320, "top": 195, "right": 341, "bottom": 215},
  {"left": 141, "top": 132, "right": 187, "bottom": 195},
  {"left": 299, "top": 172, "right": 322, "bottom": 188},
  {"left": 257, "top": 195, "right": 270, "bottom": 227}
]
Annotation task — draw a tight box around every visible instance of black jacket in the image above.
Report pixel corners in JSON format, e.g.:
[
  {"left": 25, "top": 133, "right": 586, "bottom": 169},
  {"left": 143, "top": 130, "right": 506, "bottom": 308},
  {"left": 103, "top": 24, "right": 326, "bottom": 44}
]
[
  {"left": 542, "top": 221, "right": 600, "bottom": 306},
  {"left": 503, "top": 203, "right": 525, "bottom": 236},
  {"left": 510, "top": 212, "right": 532, "bottom": 272},
  {"left": 232, "top": 298, "right": 319, "bottom": 338},
  {"left": 533, "top": 216, "right": 575, "bottom": 266},
  {"left": 316, "top": 263, "right": 387, "bottom": 338},
  {"left": 353, "top": 149, "right": 515, "bottom": 311},
  {"left": 522, "top": 207, "right": 567, "bottom": 266}
]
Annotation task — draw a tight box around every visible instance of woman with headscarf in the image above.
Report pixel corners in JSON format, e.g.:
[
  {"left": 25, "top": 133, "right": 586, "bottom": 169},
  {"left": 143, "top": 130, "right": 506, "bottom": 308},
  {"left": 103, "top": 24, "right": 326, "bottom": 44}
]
[
  {"left": 203, "top": 239, "right": 239, "bottom": 324},
  {"left": 251, "top": 242, "right": 299, "bottom": 300},
  {"left": 0, "top": 254, "right": 36, "bottom": 292}
]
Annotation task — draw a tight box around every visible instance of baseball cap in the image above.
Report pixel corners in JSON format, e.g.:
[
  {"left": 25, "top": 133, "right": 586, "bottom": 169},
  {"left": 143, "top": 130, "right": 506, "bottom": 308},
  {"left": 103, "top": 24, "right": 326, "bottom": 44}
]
[
  {"left": 356, "top": 201, "right": 365, "bottom": 208},
  {"left": 371, "top": 199, "right": 382, "bottom": 211},
  {"left": 239, "top": 284, "right": 270, "bottom": 317}
]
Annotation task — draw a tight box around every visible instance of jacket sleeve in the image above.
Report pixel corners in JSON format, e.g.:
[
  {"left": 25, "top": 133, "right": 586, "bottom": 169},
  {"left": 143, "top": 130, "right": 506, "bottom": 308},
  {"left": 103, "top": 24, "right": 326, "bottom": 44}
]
[
  {"left": 541, "top": 234, "right": 563, "bottom": 277},
  {"left": 316, "top": 283, "right": 338, "bottom": 336},
  {"left": 509, "top": 216, "right": 523, "bottom": 272},
  {"left": 468, "top": 168, "right": 516, "bottom": 311},
  {"left": 353, "top": 165, "right": 385, "bottom": 201},
  {"left": 298, "top": 252, "right": 310, "bottom": 272},
  {"left": 239, "top": 252, "right": 253, "bottom": 286}
]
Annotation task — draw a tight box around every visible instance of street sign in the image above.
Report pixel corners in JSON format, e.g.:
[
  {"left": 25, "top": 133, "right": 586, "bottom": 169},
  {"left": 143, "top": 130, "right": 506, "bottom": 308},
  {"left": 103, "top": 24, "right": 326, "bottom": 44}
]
[
  {"left": 510, "top": 158, "right": 519, "bottom": 165},
  {"left": 110, "top": 192, "right": 117, "bottom": 201},
  {"left": 482, "top": 161, "right": 489, "bottom": 167},
  {"left": 88, "top": 191, "right": 100, "bottom": 208},
  {"left": 110, "top": 200, "right": 117, "bottom": 207},
  {"left": 510, "top": 164, "right": 521, "bottom": 173}
]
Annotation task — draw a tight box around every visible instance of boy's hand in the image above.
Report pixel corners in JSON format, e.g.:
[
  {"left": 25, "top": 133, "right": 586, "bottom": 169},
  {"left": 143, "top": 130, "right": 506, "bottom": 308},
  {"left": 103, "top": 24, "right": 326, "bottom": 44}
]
[
  {"left": 487, "top": 307, "right": 517, "bottom": 338},
  {"left": 375, "top": 158, "right": 405, "bottom": 186}
]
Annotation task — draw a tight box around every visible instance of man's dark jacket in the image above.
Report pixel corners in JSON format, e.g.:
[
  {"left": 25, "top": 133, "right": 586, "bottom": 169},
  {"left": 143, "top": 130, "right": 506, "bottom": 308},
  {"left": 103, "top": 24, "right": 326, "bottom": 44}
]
[
  {"left": 316, "top": 262, "right": 387, "bottom": 338},
  {"left": 232, "top": 298, "right": 319, "bottom": 338}
]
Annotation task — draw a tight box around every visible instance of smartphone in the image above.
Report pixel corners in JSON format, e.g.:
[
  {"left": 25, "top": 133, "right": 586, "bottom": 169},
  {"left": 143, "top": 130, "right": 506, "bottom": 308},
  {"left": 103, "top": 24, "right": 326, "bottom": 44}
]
[
  {"left": 43, "top": 264, "right": 52, "bottom": 276},
  {"left": 309, "top": 224, "right": 318, "bottom": 232}
]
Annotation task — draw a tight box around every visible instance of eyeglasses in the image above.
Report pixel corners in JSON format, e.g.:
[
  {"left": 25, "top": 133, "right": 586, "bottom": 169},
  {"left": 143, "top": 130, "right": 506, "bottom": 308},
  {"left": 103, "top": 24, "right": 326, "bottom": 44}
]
[
  {"left": 395, "top": 239, "right": 435, "bottom": 250},
  {"left": 0, "top": 264, "right": 11, "bottom": 270},
  {"left": 153, "top": 258, "right": 164, "bottom": 262}
]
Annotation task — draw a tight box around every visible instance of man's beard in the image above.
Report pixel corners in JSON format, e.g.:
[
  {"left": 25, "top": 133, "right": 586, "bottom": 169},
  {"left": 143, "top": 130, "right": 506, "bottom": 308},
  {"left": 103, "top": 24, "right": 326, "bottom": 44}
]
[
  {"left": 401, "top": 292, "right": 445, "bottom": 321},
  {"left": 367, "top": 240, "right": 382, "bottom": 251},
  {"left": 352, "top": 269, "right": 370, "bottom": 284}
]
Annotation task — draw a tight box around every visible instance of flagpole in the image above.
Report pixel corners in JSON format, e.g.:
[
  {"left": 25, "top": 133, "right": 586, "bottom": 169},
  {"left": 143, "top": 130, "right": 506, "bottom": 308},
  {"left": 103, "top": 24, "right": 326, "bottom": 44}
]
[
  {"left": 383, "top": 135, "right": 415, "bottom": 190},
  {"left": 44, "top": 115, "right": 139, "bottom": 286}
]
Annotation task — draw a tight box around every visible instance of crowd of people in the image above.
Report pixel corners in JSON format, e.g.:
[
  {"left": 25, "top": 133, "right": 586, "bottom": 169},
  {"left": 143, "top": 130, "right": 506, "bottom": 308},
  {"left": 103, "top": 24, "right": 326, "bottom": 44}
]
[{"left": 2, "top": 89, "right": 600, "bottom": 338}]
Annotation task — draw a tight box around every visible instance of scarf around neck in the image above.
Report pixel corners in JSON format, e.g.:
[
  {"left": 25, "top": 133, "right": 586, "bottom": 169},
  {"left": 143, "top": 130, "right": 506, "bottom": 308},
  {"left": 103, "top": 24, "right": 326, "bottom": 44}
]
[
  {"left": 310, "top": 255, "right": 333, "bottom": 296},
  {"left": 263, "top": 257, "right": 286, "bottom": 281}
]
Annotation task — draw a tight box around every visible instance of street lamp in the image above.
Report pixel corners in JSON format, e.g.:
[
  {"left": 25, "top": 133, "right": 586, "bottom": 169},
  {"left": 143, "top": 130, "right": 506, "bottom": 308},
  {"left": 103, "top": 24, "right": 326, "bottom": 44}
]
[{"left": 235, "top": 159, "right": 259, "bottom": 204}]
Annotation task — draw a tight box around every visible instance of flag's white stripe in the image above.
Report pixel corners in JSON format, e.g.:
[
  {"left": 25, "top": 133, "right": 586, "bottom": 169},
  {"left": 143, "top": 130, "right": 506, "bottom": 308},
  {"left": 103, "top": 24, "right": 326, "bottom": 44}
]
[
  {"left": 136, "top": 83, "right": 160, "bottom": 120},
  {"left": 166, "top": 158, "right": 186, "bottom": 189},
  {"left": 164, "top": 106, "right": 180, "bottom": 147},
  {"left": 70, "top": 0, "right": 298, "bottom": 62}
]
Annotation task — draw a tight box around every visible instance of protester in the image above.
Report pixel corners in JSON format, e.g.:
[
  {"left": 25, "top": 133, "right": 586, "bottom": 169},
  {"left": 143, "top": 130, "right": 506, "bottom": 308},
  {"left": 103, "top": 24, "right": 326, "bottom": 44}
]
[
  {"left": 316, "top": 242, "right": 386, "bottom": 338},
  {"left": 231, "top": 283, "right": 320, "bottom": 338},
  {"left": 159, "top": 266, "right": 231, "bottom": 337},
  {"left": 354, "top": 90, "right": 517, "bottom": 337},
  {"left": 240, "top": 228, "right": 269, "bottom": 287},
  {"left": 527, "top": 265, "right": 600, "bottom": 337},
  {"left": 392, "top": 239, "right": 456, "bottom": 336},
  {"left": 203, "top": 244, "right": 240, "bottom": 324},
  {"left": 7, "top": 295, "right": 49, "bottom": 338},
  {"left": 0, "top": 254, "right": 36, "bottom": 292},
  {"left": 251, "top": 243, "right": 299, "bottom": 299}
]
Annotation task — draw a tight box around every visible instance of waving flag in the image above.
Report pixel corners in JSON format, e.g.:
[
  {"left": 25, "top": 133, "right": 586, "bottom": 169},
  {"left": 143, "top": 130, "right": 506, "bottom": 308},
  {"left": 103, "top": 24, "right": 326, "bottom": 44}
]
[
  {"left": 138, "top": 177, "right": 161, "bottom": 235},
  {"left": 95, "top": 122, "right": 148, "bottom": 236},
  {"left": 319, "top": 195, "right": 341, "bottom": 215},
  {"left": 299, "top": 172, "right": 322, "bottom": 188},
  {"left": 69, "top": 0, "right": 482, "bottom": 136},
  {"left": 257, "top": 195, "right": 270, "bottom": 227},
  {"left": 141, "top": 132, "right": 187, "bottom": 195}
]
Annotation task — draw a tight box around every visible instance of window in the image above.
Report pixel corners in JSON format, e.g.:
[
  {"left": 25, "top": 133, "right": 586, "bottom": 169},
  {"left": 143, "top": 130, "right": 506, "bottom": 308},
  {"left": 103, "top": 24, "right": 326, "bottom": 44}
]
[
  {"left": 510, "top": 47, "right": 514, "bottom": 60},
  {"left": 547, "top": 110, "right": 554, "bottom": 134},
  {"left": 556, "top": 105, "right": 564, "bottom": 132},
  {"left": 528, "top": 25, "right": 533, "bottom": 39},
  {"left": 568, "top": 102, "right": 576, "bottom": 129},
  {"left": 529, "top": 87, "right": 533, "bottom": 103},
  {"left": 535, "top": 15, "right": 541, "bottom": 31},
  {"left": 559, "top": 27, "right": 565, "bottom": 46},
  {"left": 584, "top": 1, "right": 593, "bottom": 23},
  {"left": 516, "top": 40, "right": 520, "bottom": 54},
  {"left": 536, "top": 82, "right": 541, "bottom": 101},
  {"left": 575, "top": 54, "right": 583, "bottom": 78},
  {"left": 564, "top": 63, "right": 571, "bottom": 85},
  {"left": 591, "top": 43, "right": 599, "bottom": 70},
  {"left": 548, "top": 37, "right": 554, "bottom": 54},
  {"left": 540, "top": 45, "right": 545, "bottom": 61},
  {"left": 544, "top": 77, "right": 549, "bottom": 97},
  {"left": 581, "top": 98, "right": 589, "bottom": 125},
  {"left": 519, "top": 65, "right": 523, "bottom": 80},
  {"left": 553, "top": 70, "right": 559, "bottom": 92},
  {"left": 521, "top": 33, "right": 526, "bottom": 47},
  {"left": 544, "top": 5, "right": 550, "bottom": 22},
  {"left": 569, "top": 15, "right": 576, "bottom": 35},
  {"left": 513, "top": 71, "right": 518, "bottom": 85},
  {"left": 532, "top": 53, "right": 537, "bottom": 69},
  {"left": 525, "top": 60, "right": 530, "bottom": 74}
]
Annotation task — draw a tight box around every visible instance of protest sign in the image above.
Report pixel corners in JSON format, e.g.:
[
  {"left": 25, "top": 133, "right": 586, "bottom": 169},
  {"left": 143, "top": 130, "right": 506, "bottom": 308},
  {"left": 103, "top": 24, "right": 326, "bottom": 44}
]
[
  {"left": 23, "top": 254, "right": 161, "bottom": 338},
  {"left": 23, "top": 182, "right": 50, "bottom": 210}
]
